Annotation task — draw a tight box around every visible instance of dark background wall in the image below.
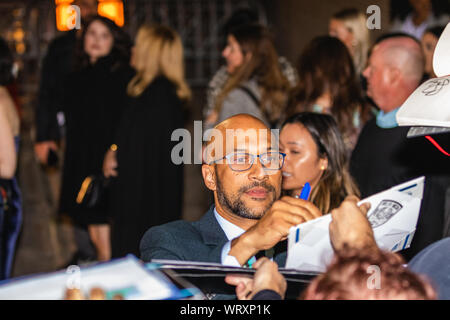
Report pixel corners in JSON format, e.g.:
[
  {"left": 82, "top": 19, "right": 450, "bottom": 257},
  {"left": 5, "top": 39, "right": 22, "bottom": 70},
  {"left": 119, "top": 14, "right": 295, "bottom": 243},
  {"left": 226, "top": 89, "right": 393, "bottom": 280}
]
[{"left": 263, "top": 0, "right": 390, "bottom": 64}]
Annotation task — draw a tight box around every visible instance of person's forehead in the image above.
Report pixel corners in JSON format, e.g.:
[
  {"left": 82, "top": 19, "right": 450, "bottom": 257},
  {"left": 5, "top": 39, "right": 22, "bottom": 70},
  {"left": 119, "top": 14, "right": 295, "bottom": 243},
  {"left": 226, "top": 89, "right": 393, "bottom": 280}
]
[
  {"left": 368, "top": 46, "right": 385, "bottom": 69},
  {"left": 222, "top": 127, "right": 275, "bottom": 153}
]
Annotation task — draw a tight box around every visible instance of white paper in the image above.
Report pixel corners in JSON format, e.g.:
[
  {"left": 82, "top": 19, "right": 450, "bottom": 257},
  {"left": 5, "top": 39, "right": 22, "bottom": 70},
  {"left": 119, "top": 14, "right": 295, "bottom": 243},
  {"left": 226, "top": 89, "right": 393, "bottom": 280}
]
[
  {"left": 396, "top": 22, "right": 450, "bottom": 128},
  {"left": 433, "top": 22, "right": 450, "bottom": 78},
  {"left": 286, "top": 177, "right": 424, "bottom": 273},
  {"left": 0, "top": 256, "right": 180, "bottom": 300},
  {"left": 396, "top": 75, "right": 450, "bottom": 128}
]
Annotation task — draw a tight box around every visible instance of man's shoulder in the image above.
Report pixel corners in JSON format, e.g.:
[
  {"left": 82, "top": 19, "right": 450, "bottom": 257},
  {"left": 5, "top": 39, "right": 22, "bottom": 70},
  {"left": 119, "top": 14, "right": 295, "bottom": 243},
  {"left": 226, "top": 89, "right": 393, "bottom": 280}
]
[
  {"left": 47, "top": 31, "right": 76, "bottom": 53},
  {"left": 140, "top": 207, "right": 225, "bottom": 262},
  {"left": 142, "top": 219, "right": 201, "bottom": 243},
  {"left": 358, "top": 118, "right": 410, "bottom": 140},
  {"left": 140, "top": 219, "right": 203, "bottom": 262}
]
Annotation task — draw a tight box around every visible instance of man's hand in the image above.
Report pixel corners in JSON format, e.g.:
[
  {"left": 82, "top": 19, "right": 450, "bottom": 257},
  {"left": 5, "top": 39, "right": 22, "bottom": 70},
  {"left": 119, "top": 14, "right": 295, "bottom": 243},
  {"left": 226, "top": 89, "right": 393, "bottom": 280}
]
[
  {"left": 229, "top": 196, "right": 322, "bottom": 266},
  {"left": 103, "top": 149, "right": 118, "bottom": 178},
  {"left": 34, "top": 141, "right": 58, "bottom": 165},
  {"left": 225, "top": 257, "right": 287, "bottom": 300},
  {"left": 329, "top": 195, "right": 377, "bottom": 252}
]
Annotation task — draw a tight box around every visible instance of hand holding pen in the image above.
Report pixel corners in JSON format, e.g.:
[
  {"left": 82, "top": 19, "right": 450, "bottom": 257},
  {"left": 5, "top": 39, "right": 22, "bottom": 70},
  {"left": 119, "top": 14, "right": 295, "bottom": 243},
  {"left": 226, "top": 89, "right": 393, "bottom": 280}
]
[
  {"left": 296, "top": 182, "right": 311, "bottom": 201},
  {"left": 229, "top": 182, "right": 321, "bottom": 266}
]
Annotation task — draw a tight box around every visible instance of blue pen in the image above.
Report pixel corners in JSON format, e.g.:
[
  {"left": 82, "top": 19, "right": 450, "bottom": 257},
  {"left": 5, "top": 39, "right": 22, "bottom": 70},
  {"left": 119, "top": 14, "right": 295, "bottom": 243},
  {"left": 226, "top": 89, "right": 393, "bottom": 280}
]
[{"left": 297, "top": 182, "right": 311, "bottom": 200}]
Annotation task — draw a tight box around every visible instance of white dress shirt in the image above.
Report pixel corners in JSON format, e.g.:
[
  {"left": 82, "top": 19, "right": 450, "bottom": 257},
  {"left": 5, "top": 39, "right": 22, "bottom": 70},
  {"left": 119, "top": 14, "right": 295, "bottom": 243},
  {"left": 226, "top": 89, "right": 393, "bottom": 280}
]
[{"left": 214, "top": 208, "right": 246, "bottom": 267}]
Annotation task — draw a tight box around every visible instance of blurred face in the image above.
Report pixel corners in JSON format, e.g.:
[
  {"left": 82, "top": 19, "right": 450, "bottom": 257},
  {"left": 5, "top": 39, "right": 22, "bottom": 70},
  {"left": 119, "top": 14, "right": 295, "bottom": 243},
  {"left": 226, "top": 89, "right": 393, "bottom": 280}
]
[
  {"left": 329, "top": 18, "right": 355, "bottom": 56},
  {"left": 211, "top": 126, "right": 282, "bottom": 220},
  {"left": 84, "top": 20, "right": 114, "bottom": 63},
  {"left": 362, "top": 46, "right": 392, "bottom": 111},
  {"left": 421, "top": 32, "right": 438, "bottom": 77},
  {"left": 222, "top": 35, "right": 244, "bottom": 74},
  {"left": 280, "top": 123, "right": 327, "bottom": 196},
  {"left": 409, "top": 0, "right": 432, "bottom": 15}
]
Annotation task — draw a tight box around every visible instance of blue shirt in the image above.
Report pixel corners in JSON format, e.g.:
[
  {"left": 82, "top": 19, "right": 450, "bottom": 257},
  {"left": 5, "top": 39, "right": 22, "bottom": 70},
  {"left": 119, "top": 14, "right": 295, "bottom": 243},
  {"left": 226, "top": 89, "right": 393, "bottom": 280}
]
[{"left": 376, "top": 108, "right": 399, "bottom": 128}]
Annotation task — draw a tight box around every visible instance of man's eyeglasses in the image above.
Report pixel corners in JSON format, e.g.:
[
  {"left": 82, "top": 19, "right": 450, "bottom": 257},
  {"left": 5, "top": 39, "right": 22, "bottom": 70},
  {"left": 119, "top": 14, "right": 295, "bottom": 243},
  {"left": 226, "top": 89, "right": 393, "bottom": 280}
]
[{"left": 211, "top": 151, "right": 286, "bottom": 172}]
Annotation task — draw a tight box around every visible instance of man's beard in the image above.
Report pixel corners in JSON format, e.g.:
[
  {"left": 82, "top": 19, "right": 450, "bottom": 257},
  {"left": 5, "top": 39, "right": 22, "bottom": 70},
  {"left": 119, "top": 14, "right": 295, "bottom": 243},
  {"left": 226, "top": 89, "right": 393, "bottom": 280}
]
[{"left": 216, "top": 175, "right": 278, "bottom": 220}]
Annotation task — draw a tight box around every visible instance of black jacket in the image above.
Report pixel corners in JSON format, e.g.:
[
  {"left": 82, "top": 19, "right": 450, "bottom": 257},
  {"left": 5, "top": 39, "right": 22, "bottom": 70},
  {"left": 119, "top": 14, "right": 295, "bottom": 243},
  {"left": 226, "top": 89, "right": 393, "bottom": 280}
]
[
  {"left": 36, "top": 31, "right": 77, "bottom": 142},
  {"left": 59, "top": 55, "right": 133, "bottom": 222},
  {"left": 110, "top": 76, "right": 186, "bottom": 258}
]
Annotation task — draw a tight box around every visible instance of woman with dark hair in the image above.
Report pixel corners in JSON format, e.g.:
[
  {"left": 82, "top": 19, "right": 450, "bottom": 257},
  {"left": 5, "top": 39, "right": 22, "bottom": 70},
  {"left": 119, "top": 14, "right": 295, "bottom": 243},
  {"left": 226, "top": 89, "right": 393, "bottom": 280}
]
[
  {"left": 205, "top": 24, "right": 291, "bottom": 129},
  {"left": 0, "top": 37, "right": 21, "bottom": 280},
  {"left": 287, "top": 36, "right": 372, "bottom": 156},
  {"left": 59, "top": 16, "right": 133, "bottom": 262},
  {"left": 203, "top": 10, "right": 298, "bottom": 129},
  {"left": 279, "top": 112, "right": 359, "bottom": 214},
  {"left": 421, "top": 25, "right": 446, "bottom": 79}
]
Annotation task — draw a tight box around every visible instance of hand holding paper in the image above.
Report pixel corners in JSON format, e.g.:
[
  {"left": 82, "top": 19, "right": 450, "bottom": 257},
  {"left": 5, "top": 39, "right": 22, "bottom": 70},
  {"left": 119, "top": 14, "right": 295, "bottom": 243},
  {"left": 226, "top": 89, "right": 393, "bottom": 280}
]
[
  {"left": 286, "top": 177, "right": 425, "bottom": 272},
  {"left": 229, "top": 196, "right": 321, "bottom": 266},
  {"left": 329, "top": 196, "right": 374, "bottom": 252}
]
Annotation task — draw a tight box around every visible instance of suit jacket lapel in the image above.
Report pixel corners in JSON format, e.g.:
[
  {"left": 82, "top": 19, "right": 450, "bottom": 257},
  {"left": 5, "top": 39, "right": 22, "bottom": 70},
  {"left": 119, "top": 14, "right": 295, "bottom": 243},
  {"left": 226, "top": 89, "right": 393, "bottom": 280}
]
[
  {"left": 194, "top": 205, "right": 228, "bottom": 246},
  {"left": 193, "top": 205, "right": 287, "bottom": 266}
]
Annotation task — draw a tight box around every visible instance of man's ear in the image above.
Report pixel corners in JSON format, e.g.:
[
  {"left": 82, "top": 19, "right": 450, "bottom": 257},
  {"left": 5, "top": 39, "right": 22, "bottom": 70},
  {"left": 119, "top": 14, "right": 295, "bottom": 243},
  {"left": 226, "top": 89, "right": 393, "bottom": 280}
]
[
  {"left": 387, "top": 66, "right": 402, "bottom": 84},
  {"left": 202, "top": 164, "right": 217, "bottom": 192}
]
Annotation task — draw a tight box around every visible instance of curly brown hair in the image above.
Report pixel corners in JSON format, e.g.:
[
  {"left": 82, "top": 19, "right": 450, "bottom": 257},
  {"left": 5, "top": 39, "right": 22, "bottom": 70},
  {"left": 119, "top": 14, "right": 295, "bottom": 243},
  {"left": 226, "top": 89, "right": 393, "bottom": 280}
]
[{"left": 302, "top": 246, "right": 437, "bottom": 300}]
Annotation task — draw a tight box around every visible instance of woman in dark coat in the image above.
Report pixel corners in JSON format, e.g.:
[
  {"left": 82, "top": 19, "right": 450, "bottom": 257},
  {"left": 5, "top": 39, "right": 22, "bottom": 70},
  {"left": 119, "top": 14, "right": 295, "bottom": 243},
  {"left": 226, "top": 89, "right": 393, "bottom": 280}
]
[
  {"left": 103, "top": 25, "right": 191, "bottom": 258},
  {"left": 60, "top": 16, "right": 133, "bottom": 262}
]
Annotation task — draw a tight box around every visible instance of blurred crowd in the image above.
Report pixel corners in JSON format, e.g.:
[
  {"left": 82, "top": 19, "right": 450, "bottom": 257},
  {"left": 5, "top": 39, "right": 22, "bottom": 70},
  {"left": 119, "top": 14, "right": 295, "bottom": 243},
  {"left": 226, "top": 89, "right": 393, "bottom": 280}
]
[{"left": 1, "top": 0, "right": 450, "bottom": 300}]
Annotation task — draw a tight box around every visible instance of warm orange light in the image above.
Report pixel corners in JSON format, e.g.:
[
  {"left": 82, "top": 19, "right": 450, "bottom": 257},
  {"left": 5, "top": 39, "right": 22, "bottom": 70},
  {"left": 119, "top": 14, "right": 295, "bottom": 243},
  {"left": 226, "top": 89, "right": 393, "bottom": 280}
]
[
  {"left": 98, "top": 1, "right": 124, "bottom": 27},
  {"left": 55, "top": 0, "right": 80, "bottom": 31},
  {"left": 55, "top": 0, "right": 73, "bottom": 4}
]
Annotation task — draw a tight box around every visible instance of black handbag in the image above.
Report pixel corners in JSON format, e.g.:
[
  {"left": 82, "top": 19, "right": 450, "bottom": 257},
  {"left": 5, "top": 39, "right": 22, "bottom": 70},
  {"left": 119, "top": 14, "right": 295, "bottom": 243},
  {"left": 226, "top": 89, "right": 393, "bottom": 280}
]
[{"left": 76, "top": 174, "right": 110, "bottom": 209}]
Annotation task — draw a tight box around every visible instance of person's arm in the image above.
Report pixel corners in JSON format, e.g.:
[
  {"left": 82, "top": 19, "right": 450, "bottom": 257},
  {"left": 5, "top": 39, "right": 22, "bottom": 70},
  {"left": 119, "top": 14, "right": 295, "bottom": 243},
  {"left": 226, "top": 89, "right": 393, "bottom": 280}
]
[
  {"left": 102, "top": 144, "right": 118, "bottom": 178},
  {"left": 329, "top": 195, "right": 378, "bottom": 252},
  {"left": 225, "top": 257, "right": 287, "bottom": 300},
  {"left": 229, "top": 196, "right": 322, "bottom": 266},
  {"left": 34, "top": 40, "right": 62, "bottom": 164},
  {"left": 0, "top": 103, "right": 16, "bottom": 179}
]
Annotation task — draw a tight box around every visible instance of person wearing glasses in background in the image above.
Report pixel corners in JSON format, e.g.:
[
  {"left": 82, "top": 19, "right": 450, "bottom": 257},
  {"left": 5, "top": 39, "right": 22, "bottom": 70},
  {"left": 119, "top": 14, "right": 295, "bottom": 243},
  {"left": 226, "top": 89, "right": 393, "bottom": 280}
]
[{"left": 140, "top": 114, "right": 322, "bottom": 268}]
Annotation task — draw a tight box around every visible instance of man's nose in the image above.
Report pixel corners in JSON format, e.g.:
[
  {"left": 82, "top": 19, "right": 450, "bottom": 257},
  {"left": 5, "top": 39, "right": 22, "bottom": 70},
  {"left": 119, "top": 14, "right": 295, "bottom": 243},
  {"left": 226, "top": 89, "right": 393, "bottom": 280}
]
[
  {"left": 362, "top": 66, "right": 370, "bottom": 79},
  {"left": 222, "top": 46, "right": 229, "bottom": 58},
  {"left": 248, "top": 157, "right": 268, "bottom": 181}
]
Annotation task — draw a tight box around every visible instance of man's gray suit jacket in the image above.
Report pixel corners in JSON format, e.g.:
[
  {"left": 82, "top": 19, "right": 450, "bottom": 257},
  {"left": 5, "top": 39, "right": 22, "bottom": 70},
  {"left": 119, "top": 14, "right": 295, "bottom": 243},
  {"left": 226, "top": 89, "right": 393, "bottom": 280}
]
[{"left": 140, "top": 205, "right": 287, "bottom": 266}]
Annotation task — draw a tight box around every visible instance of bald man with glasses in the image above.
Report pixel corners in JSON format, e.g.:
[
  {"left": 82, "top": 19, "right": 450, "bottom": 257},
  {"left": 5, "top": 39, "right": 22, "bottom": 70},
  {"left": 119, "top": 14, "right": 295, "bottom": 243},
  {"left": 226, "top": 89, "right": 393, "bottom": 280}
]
[{"left": 140, "top": 114, "right": 321, "bottom": 267}]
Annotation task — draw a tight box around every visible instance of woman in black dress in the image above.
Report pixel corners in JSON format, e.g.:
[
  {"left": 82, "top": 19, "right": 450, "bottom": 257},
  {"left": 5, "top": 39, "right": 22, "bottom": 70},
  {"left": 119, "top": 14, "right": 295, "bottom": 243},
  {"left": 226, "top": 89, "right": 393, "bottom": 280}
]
[
  {"left": 103, "top": 25, "right": 191, "bottom": 258},
  {"left": 60, "top": 16, "right": 133, "bottom": 262}
]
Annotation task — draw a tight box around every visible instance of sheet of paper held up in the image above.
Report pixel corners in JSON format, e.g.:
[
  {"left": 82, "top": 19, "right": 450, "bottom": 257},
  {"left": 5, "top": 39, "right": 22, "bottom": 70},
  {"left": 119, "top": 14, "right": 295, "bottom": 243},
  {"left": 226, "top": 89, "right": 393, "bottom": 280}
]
[
  {"left": 286, "top": 177, "right": 424, "bottom": 273},
  {"left": 0, "top": 255, "right": 181, "bottom": 300},
  {"left": 396, "top": 22, "right": 450, "bottom": 131}
]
